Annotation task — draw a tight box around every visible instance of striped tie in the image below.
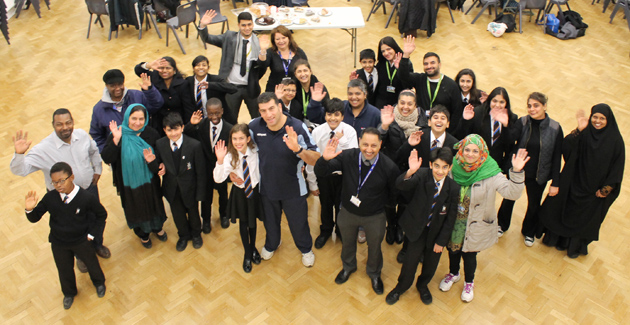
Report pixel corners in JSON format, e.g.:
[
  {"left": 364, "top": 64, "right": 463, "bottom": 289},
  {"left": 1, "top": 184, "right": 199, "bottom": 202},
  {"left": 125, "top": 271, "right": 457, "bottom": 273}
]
[
  {"left": 173, "top": 143, "right": 178, "bottom": 152},
  {"left": 212, "top": 126, "right": 218, "bottom": 143},
  {"left": 368, "top": 73, "right": 374, "bottom": 91},
  {"left": 431, "top": 139, "right": 439, "bottom": 151},
  {"left": 428, "top": 181, "right": 439, "bottom": 226},
  {"left": 243, "top": 155, "right": 253, "bottom": 198},
  {"left": 63, "top": 195, "right": 69, "bottom": 204},
  {"left": 492, "top": 120, "right": 501, "bottom": 146},
  {"left": 196, "top": 84, "right": 205, "bottom": 117}
]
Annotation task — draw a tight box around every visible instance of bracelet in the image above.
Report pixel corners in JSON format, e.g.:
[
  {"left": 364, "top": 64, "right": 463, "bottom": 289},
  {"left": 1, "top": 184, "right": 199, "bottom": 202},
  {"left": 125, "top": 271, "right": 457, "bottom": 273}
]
[{"left": 294, "top": 147, "right": 304, "bottom": 155}]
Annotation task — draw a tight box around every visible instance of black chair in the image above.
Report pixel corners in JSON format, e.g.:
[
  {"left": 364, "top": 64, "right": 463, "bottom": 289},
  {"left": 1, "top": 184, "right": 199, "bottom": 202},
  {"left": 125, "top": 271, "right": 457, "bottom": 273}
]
[
  {"left": 518, "top": 0, "right": 546, "bottom": 33},
  {"left": 609, "top": 0, "right": 630, "bottom": 31},
  {"left": 436, "top": 0, "right": 456, "bottom": 23},
  {"left": 466, "top": 0, "right": 500, "bottom": 24},
  {"left": 166, "top": 0, "right": 198, "bottom": 54},
  {"left": 85, "top": 0, "right": 112, "bottom": 40},
  {"left": 366, "top": 0, "right": 400, "bottom": 29},
  {"left": 292, "top": 0, "right": 309, "bottom": 6},
  {"left": 197, "top": 0, "right": 229, "bottom": 50},
  {"left": 142, "top": 1, "right": 164, "bottom": 39},
  {"left": 231, "top": 0, "right": 250, "bottom": 9},
  {"left": 14, "top": 0, "right": 51, "bottom": 18}
]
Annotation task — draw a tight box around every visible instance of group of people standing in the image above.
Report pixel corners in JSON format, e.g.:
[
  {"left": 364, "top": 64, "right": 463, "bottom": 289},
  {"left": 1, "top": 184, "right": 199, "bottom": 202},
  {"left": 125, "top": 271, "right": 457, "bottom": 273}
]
[{"left": 11, "top": 9, "right": 624, "bottom": 310}]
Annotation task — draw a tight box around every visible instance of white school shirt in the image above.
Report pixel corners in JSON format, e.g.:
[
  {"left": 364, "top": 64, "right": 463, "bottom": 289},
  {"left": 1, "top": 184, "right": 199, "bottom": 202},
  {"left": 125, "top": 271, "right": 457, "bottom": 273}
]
[{"left": 213, "top": 146, "right": 260, "bottom": 189}]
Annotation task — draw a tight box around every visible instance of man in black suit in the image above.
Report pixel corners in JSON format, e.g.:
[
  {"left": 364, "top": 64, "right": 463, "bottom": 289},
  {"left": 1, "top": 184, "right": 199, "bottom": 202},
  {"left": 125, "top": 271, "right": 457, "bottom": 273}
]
[
  {"left": 155, "top": 113, "right": 206, "bottom": 251},
  {"left": 386, "top": 148, "right": 460, "bottom": 305},
  {"left": 198, "top": 10, "right": 263, "bottom": 124},
  {"left": 184, "top": 98, "right": 233, "bottom": 232},
  {"left": 349, "top": 49, "right": 378, "bottom": 105},
  {"left": 24, "top": 162, "right": 107, "bottom": 310}
]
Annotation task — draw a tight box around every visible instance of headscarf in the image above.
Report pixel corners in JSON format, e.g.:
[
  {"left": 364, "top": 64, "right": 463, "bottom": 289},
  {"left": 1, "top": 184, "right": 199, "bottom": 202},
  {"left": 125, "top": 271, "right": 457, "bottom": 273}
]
[
  {"left": 394, "top": 105, "right": 420, "bottom": 138},
  {"left": 573, "top": 104, "right": 624, "bottom": 195},
  {"left": 451, "top": 134, "right": 502, "bottom": 187},
  {"left": 120, "top": 104, "right": 154, "bottom": 189}
]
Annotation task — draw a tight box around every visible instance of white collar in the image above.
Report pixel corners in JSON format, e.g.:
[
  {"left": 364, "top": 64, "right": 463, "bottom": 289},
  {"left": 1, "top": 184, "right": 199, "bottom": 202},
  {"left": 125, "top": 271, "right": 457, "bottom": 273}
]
[{"left": 59, "top": 183, "right": 80, "bottom": 203}]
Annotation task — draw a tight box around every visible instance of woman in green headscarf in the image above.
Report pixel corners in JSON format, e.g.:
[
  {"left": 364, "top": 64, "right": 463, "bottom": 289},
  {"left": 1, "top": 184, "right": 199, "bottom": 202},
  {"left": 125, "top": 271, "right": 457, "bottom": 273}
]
[
  {"left": 101, "top": 104, "right": 168, "bottom": 249},
  {"left": 437, "top": 134, "right": 529, "bottom": 303}
]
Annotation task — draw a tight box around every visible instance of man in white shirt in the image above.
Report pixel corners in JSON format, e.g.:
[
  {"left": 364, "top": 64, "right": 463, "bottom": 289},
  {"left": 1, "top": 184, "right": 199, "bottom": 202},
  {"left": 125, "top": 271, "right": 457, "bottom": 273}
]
[{"left": 11, "top": 109, "right": 111, "bottom": 269}]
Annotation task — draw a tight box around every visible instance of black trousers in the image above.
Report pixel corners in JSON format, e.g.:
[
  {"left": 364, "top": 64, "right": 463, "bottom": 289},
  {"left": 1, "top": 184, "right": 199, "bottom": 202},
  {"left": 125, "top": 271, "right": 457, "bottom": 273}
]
[
  {"left": 85, "top": 184, "right": 105, "bottom": 248},
  {"left": 447, "top": 249, "right": 478, "bottom": 283},
  {"left": 168, "top": 189, "right": 202, "bottom": 240},
  {"left": 337, "top": 208, "right": 386, "bottom": 278},
  {"left": 51, "top": 241, "right": 105, "bottom": 297},
  {"left": 201, "top": 181, "right": 228, "bottom": 222},
  {"left": 318, "top": 174, "right": 342, "bottom": 235},
  {"left": 224, "top": 85, "right": 259, "bottom": 124},
  {"left": 393, "top": 226, "right": 443, "bottom": 293},
  {"left": 521, "top": 178, "right": 547, "bottom": 238},
  {"left": 261, "top": 194, "right": 313, "bottom": 253}
]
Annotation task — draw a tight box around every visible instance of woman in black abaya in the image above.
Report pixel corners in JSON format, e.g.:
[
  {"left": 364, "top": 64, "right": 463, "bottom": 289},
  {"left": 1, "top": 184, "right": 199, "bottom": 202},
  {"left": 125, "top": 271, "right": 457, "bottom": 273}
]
[{"left": 540, "top": 104, "right": 625, "bottom": 258}]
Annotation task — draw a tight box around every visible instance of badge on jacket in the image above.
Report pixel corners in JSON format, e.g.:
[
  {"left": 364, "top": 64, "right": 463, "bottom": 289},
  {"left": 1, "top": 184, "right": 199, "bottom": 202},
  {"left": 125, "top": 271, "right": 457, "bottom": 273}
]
[{"left": 187, "top": 162, "right": 192, "bottom": 170}]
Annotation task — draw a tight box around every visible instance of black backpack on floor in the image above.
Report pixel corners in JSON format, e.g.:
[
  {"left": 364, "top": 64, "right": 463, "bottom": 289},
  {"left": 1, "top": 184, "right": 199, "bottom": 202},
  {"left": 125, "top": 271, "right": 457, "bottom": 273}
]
[{"left": 494, "top": 13, "right": 517, "bottom": 33}]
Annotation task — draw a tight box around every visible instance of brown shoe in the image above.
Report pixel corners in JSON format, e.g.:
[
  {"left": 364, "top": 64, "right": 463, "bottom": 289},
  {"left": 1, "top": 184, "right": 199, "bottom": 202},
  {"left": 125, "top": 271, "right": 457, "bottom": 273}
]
[
  {"left": 95, "top": 245, "right": 111, "bottom": 259},
  {"left": 76, "top": 258, "right": 88, "bottom": 273}
]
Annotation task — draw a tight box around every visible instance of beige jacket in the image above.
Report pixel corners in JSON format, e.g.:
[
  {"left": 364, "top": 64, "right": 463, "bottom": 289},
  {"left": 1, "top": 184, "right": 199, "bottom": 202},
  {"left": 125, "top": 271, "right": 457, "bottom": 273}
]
[{"left": 462, "top": 169, "right": 525, "bottom": 252}]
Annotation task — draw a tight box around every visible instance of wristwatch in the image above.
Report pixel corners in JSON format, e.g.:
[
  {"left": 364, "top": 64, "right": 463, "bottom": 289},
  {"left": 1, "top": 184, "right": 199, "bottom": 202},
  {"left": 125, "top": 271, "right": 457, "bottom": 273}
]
[{"left": 294, "top": 147, "right": 304, "bottom": 155}]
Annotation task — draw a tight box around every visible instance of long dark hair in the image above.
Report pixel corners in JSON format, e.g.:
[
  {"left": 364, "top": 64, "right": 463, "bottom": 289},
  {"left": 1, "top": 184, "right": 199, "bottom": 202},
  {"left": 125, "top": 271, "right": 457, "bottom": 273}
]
[
  {"left": 455, "top": 69, "right": 481, "bottom": 106},
  {"left": 228, "top": 124, "right": 255, "bottom": 170},
  {"left": 162, "top": 56, "right": 185, "bottom": 79},
  {"left": 480, "top": 87, "right": 513, "bottom": 118},
  {"left": 376, "top": 36, "right": 403, "bottom": 64}
]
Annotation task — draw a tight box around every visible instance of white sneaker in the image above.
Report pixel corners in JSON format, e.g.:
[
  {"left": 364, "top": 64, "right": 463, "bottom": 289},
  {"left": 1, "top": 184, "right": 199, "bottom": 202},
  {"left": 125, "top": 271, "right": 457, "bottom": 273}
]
[
  {"left": 438, "top": 273, "right": 461, "bottom": 292},
  {"left": 498, "top": 228, "right": 504, "bottom": 238},
  {"left": 524, "top": 236, "right": 535, "bottom": 247},
  {"left": 302, "top": 250, "right": 315, "bottom": 267},
  {"left": 261, "top": 240, "right": 281, "bottom": 260},
  {"left": 461, "top": 282, "right": 474, "bottom": 302}
]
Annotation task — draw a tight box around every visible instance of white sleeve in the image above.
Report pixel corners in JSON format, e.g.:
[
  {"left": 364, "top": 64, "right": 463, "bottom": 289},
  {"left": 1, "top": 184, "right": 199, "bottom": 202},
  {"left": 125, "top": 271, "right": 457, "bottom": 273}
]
[{"left": 305, "top": 165, "right": 318, "bottom": 191}]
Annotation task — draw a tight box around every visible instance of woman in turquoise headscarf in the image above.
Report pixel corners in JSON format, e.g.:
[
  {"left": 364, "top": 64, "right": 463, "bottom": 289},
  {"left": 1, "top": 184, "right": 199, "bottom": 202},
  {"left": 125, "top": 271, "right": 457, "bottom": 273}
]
[
  {"left": 101, "top": 104, "right": 168, "bottom": 248},
  {"left": 437, "top": 134, "right": 529, "bottom": 303}
]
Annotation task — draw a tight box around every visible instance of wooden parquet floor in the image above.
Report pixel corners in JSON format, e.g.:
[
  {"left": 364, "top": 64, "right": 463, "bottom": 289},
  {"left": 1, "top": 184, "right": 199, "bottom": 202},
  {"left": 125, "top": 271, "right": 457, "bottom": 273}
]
[{"left": 1, "top": 0, "right": 629, "bottom": 323}]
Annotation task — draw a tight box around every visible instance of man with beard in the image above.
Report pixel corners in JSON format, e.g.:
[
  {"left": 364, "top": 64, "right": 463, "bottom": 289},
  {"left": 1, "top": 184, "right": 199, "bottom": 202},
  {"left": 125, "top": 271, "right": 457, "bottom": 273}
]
[
  {"left": 397, "top": 36, "right": 461, "bottom": 133},
  {"left": 11, "top": 109, "right": 111, "bottom": 270}
]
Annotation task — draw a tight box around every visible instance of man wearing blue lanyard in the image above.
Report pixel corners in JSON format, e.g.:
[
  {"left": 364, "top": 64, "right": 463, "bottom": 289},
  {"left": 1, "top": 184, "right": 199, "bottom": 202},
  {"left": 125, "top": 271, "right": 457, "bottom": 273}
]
[
  {"left": 397, "top": 36, "right": 461, "bottom": 133},
  {"left": 314, "top": 127, "right": 400, "bottom": 294}
]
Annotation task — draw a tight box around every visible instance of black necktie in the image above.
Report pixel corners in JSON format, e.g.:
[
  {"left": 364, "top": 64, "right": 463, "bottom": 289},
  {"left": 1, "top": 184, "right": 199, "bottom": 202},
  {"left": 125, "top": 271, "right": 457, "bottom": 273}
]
[
  {"left": 243, "top": 155, "right": 253, "bottom": 198},
  {"left": 240, "top": 39, "right": 249, "bottom": 77},
  {"left": 463, "top": 97, "right": 468, "bottom": 105},
  {"left": 368, "top": 73, "right": 374, "bottom": 91},
  {"left": 330, "top": 131, "right": 335, "bottom": 139}
]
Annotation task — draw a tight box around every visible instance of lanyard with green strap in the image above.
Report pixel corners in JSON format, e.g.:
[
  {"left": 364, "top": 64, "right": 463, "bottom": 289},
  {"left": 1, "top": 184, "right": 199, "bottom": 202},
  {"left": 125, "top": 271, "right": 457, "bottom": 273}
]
[{"left": 426, "top": 75, "right": 444, "bottom": 108}]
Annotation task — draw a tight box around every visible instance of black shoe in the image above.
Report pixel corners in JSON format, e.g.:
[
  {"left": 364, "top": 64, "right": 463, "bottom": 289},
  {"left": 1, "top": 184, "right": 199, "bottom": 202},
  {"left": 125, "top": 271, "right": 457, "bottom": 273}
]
[
  {"left": 63, "top": 296, "right": 74, "bottom": 309},
  {"left": 76, "top": 258, "right": 88, "bottom": 273},
  {"left": 202, "top": 220, "right": 212, "bottom": 234},
  {"left": 334, "top": 269, "right": 356, "bottom": 284},
  {"left": 156, "top": 231, "right": 168, "bottom": 242},
  {"left": 176, "top": 239, "right": 188, "bottom": 252},
  {"left": 314, "top": 233, "right": 330, "bottom": 249},
  {"left": 141, "top": 238, "right": 152, "bottom": 249},
  {"left": 385, "top": 227, "right": 395, "bottom": 245},
  {"left": 192, "top": 236, "right": 203, "bottom": 249},
  {"left": 371, "top": 277, "right": 384, "bottom": 295},
  {"left": 396, "top": 249, "right": 406, "bottom": 264},
  {"left": 95, "top": 245, "right": 111, "bottom": 259},
  {"left": 567, "top": 252, "right": 579, "bottom": 259},
  {"left": 252, "top": 248, "right": 262, "bottom": 265},
  {"left": 96, "top": 284, "right": 106, "bottom": 298},
  {"left": 418, "top": 286, "right": 432, "bottom": 305},
  {"left": 243, "top": 258, "right": 252, "bottom": 273},
  {"left": 220, "top": 217, "right": 230, "bottom": 229},
  {"left": 395, "top": 227, "right": 404, "bottom": 244},
  {"left": 386, "top": 290, "right": 401, "bottom": 305}
]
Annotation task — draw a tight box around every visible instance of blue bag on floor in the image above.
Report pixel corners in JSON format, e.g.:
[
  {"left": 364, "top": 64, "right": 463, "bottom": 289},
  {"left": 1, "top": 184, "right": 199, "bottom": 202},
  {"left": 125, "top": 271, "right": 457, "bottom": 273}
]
[{"left": 546, "top": 14, "right": 560, "bottom": 34}]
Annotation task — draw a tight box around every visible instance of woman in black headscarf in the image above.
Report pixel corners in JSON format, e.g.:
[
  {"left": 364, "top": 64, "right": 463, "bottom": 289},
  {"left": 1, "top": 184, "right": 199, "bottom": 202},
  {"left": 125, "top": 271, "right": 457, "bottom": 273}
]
[{"left": 540, "top": 104, "right": 625, "bottom": 258}]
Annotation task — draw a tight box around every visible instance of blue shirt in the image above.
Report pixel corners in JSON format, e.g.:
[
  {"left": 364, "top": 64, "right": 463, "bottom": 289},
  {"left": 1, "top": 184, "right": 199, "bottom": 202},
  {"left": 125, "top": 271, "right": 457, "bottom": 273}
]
[{"left": 249, "top": 114, "right": 319, "bottom": 200}]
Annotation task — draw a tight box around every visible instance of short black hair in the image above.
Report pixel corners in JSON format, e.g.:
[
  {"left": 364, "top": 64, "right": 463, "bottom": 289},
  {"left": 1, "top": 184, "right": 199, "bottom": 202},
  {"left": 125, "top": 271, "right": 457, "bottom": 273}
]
[
  {"left": 163, "top": 112, "right": 184, "bottom": 129},
  {"left": 280, "top": 78, "right": 297, "bottom": 87},
  {"left": 360, "top": 127, "right": 381, "bottom": 140},
  {"left": 207, "top": 97, "right": 223, "bottom": 109},
  {"left": 292, "top": 58, "right": 311, "bottom": 74},
  {"left": 430, "top": 147, "right": 453, "bottom": 165},
  {"left": 257, "top": 92, "right": 280, "bottom": 105},
  {"left": 429, "top": 105, "right": 450, "bottom": 121},
  {"left": 238, "top": 12, "right": 253, "bottom": 23},
  {"left": 423, "top": 52, "right": 441, "bottom": 63},
  {"left": 103, "top": 69, "right": 125, "bottom": 84},
  {"left": 52, "top": 108, "right": 72, "bottom": 123},
  {"left": 192, "top": 55, "right": 209, "bottom": 68},
  {"left": 360, "top": 49, "right": 376, "bottom": 61},
  {"left": 50, "top": 162, "right": 73, "bottom": 177},
  {"left": 325, "top": 98, "right": 344, "bottom": 115}
]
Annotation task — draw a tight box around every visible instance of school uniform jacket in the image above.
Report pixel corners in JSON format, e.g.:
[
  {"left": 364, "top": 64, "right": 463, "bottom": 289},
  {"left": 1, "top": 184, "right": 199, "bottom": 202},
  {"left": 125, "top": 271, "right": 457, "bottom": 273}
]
[
  {"left": 396, "top": 168, "right": 460, "bottom": 246},
  {"left": 355, "top": 68, "right": 377, "bottom": 105},
  {"left": 185, "top": 75, "right": 238, "bottom": 117},
  {"left": 395, "top": 128, "right": 458, "bottom": 170},
  {"left": 155, "top": 135, "right": 206, "bottom": 208},
  {"left": 183, "top": 119, "right": 233, "bottom": 201}
]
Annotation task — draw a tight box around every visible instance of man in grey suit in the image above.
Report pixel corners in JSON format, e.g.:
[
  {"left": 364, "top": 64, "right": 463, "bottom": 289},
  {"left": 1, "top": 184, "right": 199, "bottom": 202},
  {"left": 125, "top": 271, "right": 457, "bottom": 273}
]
[{"left": 198, "top": 9, "right": 263, "bottom": 124}]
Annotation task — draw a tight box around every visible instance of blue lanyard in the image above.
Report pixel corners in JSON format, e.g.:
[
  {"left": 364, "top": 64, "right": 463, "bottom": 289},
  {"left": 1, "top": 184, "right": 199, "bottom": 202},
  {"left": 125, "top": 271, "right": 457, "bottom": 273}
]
[
  {"left": 279, "top": 50, "right": 292, "bottom": 77},
  {"left": 357, "top": 153, "right": 379, "bottom": 195}
]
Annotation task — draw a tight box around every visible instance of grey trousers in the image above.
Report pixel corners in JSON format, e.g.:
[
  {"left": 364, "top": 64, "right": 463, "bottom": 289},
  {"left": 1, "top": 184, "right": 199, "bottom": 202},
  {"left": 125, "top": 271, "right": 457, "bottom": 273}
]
[{"left": 337, "top": 207, "right": 386, "bottom": 278}]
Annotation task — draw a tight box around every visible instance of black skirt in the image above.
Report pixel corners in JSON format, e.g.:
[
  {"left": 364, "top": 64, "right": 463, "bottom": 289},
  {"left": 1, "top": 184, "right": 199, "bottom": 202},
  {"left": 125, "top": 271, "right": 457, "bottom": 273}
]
[{"left": 227, "top": 184, "right": 264, "bottom": 228}]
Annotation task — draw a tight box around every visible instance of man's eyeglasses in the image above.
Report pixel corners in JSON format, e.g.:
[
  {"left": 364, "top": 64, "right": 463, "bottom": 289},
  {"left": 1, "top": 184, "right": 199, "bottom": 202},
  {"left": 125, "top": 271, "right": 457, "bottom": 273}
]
[{"left": 51, "top": 177, "right": 70, "bottom": 186}]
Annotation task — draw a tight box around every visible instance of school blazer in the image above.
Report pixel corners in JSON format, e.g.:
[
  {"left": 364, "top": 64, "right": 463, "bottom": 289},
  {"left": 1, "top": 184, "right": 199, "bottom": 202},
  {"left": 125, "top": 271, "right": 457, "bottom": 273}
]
[
  {"left": 395, "top": 128, "right": 459, "bottom": 170},
  {"left": 155, "top": 135, "right": 206, "bottom": 208},
  {"left": 185, "top": 75, "right": 238, "bottom": 117},
  {"left": 396, "top": 168, "right": 460, "bottom": 247},
  {"left": 355, "top": 68, "right": 377, "bottom": 105}
]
